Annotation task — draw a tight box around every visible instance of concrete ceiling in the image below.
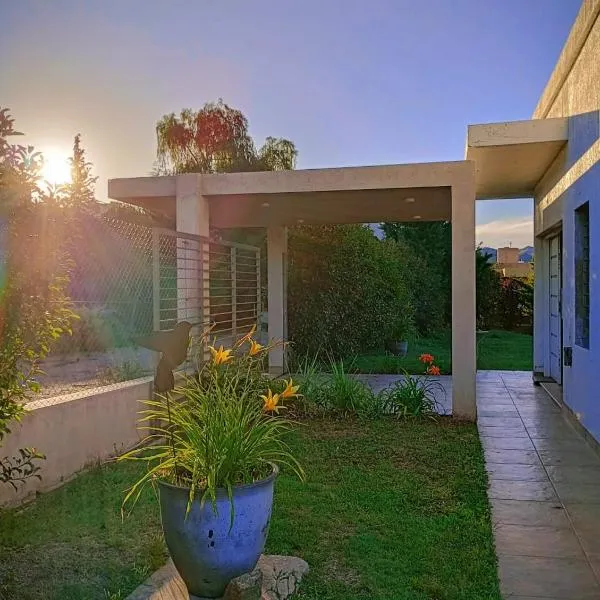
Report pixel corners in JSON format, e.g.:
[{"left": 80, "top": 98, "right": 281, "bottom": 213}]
[
  {"left": 466, "top": 117, "right": 568, "bottom": 200},
  {"left": 208, "top": 187, "right": 451, "bottom": 227},
  {"left": 108, "top": 161, "right": 470, "bottom": 227}
]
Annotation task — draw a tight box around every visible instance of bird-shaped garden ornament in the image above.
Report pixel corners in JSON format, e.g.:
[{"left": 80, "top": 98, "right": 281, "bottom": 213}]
[{"left": 138, "top": 321, "right": 193, "bottom": 393}]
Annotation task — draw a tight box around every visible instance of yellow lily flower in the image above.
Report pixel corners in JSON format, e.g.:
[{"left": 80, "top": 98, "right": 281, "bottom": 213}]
[
  {"left": 210, "top": 345, "right": 233, "bottom": 365},
  {"left": 261, "top": 389, "right": 282, "bottom": 413},
  {"left": 248, "top": 339, "right": 264, "bottom": 356},
  {"left": 281, "top": 379, "right": 300, "bottom": 399}
]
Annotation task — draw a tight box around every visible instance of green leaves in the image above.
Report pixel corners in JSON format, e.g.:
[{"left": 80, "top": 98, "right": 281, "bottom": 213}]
[
  {"left": 0, "top": 447, "right": 45, "bottom": 490},
  {"left": 0, "top": 107, "right": 78, "bottom": 487},
  {"left": 155, "top": 100, "right": 296, "bottom": 175},
  {"left": 288, "top": 224, "right": 415, "bottom": 359},
  {"left": 120, "top": 345, "right": 304, "bottom": 519}
]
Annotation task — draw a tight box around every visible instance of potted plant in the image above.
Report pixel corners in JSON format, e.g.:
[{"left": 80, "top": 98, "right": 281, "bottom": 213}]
[
  {"left": 120, "top": 329, "right": 304, "bottom": 598},
  {"left": 385, "top": 312, "right": 413, "bottom": 357}
]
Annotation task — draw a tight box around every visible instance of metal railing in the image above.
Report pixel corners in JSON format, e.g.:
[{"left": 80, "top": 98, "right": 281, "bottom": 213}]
[
  {"left": 152, "top": 227, "right": 261, "bottom": 362},
  {"left": 31, "top": 217, "right": 260, "bottom": 403}
]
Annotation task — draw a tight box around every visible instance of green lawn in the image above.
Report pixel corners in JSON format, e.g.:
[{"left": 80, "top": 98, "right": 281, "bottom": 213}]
[
  {"left": 347, "top": 330, "right": 532, "bottom": 374},
  {"left": 0, "top": 418, "right": 500, "bottom": 600}
]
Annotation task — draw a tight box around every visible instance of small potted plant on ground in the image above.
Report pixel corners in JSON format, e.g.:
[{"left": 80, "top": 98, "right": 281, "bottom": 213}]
[
  {"left": 120, "top": 329, "right": 303, "bottom": 598},
  {"left": 385, "top": 312, "right": 414, "bottom": 357}
]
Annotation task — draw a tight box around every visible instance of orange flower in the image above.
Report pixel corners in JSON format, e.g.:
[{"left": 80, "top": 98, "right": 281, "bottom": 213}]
[
  {"left": 248, "top": 339, "right": 264, "bottom": 356},
  {"left": 419, "top": 353, "right": 434, "bottom": 364},
  {"left": 261, "top": 389, "right": 282, "bottom": 413},
  {"left": 281, "top": 379, "right": 300, "bottom": 399},
  {"left": 209, "top": 345, "right": 233, "bottom": 365},
  {"left": 427, "top": 365, "right": 441, "bottom": 376}
]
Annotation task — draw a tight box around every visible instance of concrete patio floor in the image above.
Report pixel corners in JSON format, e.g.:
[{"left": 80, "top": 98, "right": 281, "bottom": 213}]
[
  {"left": 360, "top": 370, "right": 600, "bottom": 598},
  {"left": 478, "top": 370, "right": 600, "bottom": 599}
]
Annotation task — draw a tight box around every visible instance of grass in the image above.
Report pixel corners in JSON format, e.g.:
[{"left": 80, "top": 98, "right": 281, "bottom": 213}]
[
  {"left": 0, "top": 418, "right": 500, "bottom": 600},
  {"left": 347, "top": 329, "right": 532, "bottom": 374}
]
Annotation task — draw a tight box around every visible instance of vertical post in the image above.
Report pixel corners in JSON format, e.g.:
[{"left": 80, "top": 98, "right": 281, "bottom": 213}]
[
  {"left": 533, "top": 233, "right": 546, "bottom": 377},
  {"left": 267, "top": 226, "right": 287, "bottom": 375},
  {"left": 230, "top": 246, "right": 237, "bottom": 341},
  {"left": 176, "top": 174, "right": 210, "bottom": 363},
  {"left": 451, "top": 174, "right": 476, "bottom": 420},
  {"left": 256, "top": 248, "right": 262, "bottom": 341},
  {"left": 152, "top": 228, "right": 161, "bottom": 333}
]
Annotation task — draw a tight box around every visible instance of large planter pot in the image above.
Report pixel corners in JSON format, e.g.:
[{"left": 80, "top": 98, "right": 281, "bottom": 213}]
[
  {"left": 386, "top": 340, "right": 408, "bottom": 358},
  {"left": 158, "top": 465, "right": 278, "bottom": 598}
]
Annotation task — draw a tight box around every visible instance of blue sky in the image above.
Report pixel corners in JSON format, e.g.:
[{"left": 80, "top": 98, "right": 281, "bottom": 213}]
[{"left": 0, "top": 0, "right": 581, "bottom": 247}]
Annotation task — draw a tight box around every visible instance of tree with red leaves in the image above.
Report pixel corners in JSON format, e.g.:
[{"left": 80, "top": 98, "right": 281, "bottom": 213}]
[{"left": 155, "top": 100, "right": 297, "bottom": 175}]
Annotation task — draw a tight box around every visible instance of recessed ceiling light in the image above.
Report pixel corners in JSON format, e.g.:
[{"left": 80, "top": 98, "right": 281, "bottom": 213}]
[
  {"left": 261, "top": 202, "right": 270, "bottom": 208},
  {"left": 413, "top": 215, "right": 422, "bottom": 220},
  {"left": 405, "top": 197, "right": 416, "bottom": 203}
]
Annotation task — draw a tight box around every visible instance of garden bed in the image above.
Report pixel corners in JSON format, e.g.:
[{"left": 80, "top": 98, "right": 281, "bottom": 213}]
[{"left": 0, "top": 417, "right": 499, "bottom": 600}]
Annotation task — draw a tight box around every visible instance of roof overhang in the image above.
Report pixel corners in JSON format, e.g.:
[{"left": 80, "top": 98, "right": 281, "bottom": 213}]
[
  {"left": 466, "top": 117, "right": 568, "bottom": 200},
  {"left": 108, "top": 161, "right": 474, "bottom": 228}
]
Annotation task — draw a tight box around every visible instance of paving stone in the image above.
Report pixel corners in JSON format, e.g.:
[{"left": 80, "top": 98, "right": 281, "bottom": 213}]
[
  {"left": 537, "top": 448, "right": 600, "bottom": 467},
  {"left": 485, "top": 462, "right": 548, "bottom": 482},
  {"left": 490, "top": 499, "right": 570, "bottom": 528},
  {"left": 478, "top": 416, "right": 524, "bottom": 427},
  {"left": 488, "top": 479, "right": 558, "bottom": 501},
  {"left": 493, "top": 523, "right": 585, "bottom": 559},
  {"left": 498, "top": 555, "right": 600, "bottom": 599},
  {"left": 564, "top": 503, "right": 600, "bottom": 557},
  {"left": 481, "top": 437, "right": 535, "bottom": 451},
  {"left": 125, "top": 556, "right": 308, "bottom": 600},
  {"left": 478, "top": 425, "right": 528, "bottom": 438},
  {"left": 554, "top": 481, "right": 600, "bottom": 503},
  {"left": 483, "top": 449, "right": 542, "bottom": 465},
  {"left": 545, "top": 465, "right": 600, "bottom": 485}
]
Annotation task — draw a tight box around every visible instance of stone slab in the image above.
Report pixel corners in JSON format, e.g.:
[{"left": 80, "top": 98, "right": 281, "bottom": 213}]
[{"left": 125, "top": 555, "right": 309, "bottom": 600}]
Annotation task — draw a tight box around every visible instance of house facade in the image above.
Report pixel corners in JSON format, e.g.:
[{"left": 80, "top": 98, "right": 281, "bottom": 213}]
[{"left": 532, "top": 0, "right": 600, "bottom": 443}]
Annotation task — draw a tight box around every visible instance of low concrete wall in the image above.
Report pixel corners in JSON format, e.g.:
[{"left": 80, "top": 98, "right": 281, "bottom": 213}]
[{"left": 0, "top": 376, "right": 154, "bottom": 506}]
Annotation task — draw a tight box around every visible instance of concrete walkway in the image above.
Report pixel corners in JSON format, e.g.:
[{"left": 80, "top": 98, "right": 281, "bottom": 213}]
[{"left": 478, "top": 370, "right": 600, "bottom": 599}]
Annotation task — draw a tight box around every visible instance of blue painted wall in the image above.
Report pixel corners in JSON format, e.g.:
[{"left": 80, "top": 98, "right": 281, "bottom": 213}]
[{"left": 562, "top": 111, "right": 600, "bottom": 441}]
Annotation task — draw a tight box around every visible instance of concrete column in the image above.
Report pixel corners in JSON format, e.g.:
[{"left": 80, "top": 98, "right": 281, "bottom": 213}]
[
  {"left": 533, "top": 233, "right": 547, "bottom": 377},
  {"left": 176, "top": 174, "right": 210, "bottom": 361},
  {"left": 267, "top": 226, "right": 287, "bottom": 374},
  {"left": 451, "top": 177, "right": 476, "bottom": 420}
]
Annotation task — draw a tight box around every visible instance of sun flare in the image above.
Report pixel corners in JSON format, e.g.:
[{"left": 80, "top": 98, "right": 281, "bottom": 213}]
[{"left": 41, "top": 148, "right": 71, "bottom": 185}]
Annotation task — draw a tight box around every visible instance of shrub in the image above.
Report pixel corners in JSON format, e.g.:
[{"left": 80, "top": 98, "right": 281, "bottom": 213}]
[
  {"left": 52, "top": 306, "right": 134, "bottom": 354},
  {"left": 288, "top": 225, "right": 415, "bottom": 359}
]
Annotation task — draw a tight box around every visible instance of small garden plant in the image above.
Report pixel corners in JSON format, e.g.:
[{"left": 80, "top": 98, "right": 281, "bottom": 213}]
[{"left": 295, "top": 352, "right": 444, "bottom": 418}]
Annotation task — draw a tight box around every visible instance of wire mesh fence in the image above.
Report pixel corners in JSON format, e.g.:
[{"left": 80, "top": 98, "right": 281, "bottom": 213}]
[{"left": 32, "top": 216, "right": 261, "bottom": 404}]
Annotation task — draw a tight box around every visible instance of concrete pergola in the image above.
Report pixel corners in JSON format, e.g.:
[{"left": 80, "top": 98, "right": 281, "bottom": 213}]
[{"left": 109, "top": 116, "right": 569, "bottom": 421}]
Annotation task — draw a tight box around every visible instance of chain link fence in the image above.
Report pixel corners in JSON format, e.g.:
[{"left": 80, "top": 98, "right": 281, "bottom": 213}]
[{"left": 32, "top": 216, "right": 260, "bottom": 404}]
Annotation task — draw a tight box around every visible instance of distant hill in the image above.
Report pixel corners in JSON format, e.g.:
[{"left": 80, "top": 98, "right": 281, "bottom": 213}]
[
  {"left": 519, "top": 246, "right": 534, "bottom": 263},
  {"left": 480, "top": 247, "right": 497, "bottom": 262},
  {"left": 479, "top": 246, "right": 534, "bottom": 263}
]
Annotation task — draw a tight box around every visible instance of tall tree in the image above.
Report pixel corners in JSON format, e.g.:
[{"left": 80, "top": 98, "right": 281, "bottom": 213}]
[
  {"left": 61, "top": 134, "right": 97, "bottom": 207},
  {"left": 0, "top": 108, "right": 76, "bottom": 488},
  {"left": 155, "top": 100, "right": 297, "bottom": 175}
]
